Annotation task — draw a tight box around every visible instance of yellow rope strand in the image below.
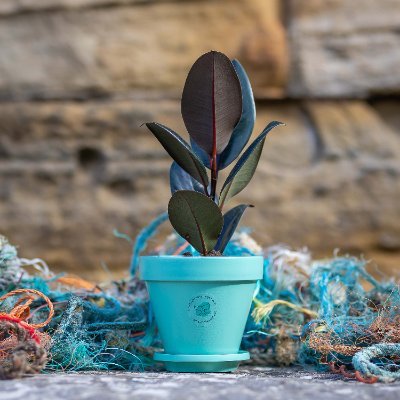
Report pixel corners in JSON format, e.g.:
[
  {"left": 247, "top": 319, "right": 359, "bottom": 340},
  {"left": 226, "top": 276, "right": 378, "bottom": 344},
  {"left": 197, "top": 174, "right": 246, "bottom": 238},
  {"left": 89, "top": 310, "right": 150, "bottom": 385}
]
[{"left": 252, "top": 298, "right": 318, "bottom": 324}]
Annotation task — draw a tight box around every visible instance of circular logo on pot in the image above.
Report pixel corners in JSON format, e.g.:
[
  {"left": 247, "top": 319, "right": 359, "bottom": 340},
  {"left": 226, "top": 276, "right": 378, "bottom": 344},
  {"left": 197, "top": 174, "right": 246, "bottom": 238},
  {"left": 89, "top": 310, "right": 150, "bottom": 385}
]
[{"left": 187, "top": 295, "right": 217, "bottom": 324}]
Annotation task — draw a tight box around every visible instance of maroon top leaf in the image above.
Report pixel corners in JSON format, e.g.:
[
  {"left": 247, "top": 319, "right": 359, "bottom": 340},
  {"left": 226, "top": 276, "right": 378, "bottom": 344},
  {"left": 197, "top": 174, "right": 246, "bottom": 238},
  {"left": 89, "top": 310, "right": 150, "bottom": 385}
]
[{"left": 181, "top": 51, "right": 242, "bottom": 157}]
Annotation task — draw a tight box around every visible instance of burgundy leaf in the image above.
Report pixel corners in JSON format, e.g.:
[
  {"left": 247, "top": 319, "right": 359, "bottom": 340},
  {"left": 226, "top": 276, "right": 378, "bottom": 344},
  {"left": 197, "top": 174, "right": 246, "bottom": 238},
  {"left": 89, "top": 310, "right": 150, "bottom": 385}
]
[{"left": 181, "top": 51, "right": 242, "bottom": 157}]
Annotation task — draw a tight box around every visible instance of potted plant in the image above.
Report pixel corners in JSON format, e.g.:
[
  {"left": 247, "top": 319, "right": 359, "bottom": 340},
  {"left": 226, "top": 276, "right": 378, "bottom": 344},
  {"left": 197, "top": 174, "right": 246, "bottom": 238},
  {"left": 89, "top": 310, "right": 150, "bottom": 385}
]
[{"left": 140, "top": 51, "right": 283, "bottom": 372}]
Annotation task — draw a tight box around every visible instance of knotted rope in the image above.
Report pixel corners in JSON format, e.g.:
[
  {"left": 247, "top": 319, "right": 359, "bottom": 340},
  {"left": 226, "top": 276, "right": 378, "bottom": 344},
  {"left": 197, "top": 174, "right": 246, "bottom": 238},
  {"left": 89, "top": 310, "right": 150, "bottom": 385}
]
[
  {"left": 0, "top": 289, "right": 54, "bottom": 379},
  {"left": 353, "top": 344, "right": 400, "bottom": 383}
]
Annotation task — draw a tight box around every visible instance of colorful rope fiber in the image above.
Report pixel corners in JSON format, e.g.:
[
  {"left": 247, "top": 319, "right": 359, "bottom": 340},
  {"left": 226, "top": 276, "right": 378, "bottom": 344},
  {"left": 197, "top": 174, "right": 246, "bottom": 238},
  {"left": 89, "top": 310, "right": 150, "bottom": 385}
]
[
  {"left": 0, "top": 221, "right": 399, "bottom": 383},
  {"left": 353, "top": 343, "right": 400, "bottom": 383},
  {"left": 0, "top": 288, "right": 54, "bottom": 379}
]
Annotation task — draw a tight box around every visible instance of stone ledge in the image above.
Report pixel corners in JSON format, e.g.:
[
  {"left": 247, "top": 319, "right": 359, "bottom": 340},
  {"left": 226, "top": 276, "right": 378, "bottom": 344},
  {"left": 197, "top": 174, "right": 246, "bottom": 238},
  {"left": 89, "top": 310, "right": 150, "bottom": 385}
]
[{"left": 0, "top": 368, "right": 399, "bottom": 400}]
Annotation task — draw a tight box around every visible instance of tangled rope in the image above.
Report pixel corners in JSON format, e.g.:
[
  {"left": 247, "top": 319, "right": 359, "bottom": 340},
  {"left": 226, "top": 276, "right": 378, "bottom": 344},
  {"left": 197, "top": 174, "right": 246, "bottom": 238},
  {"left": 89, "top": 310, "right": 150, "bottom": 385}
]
[
  {"left": 0, "top": 289, "right": 53, "bottom": 379},
  {"left": 353, "top": 343, "right": 400, "bottom": 383},
  {"left": 0, "top": 318, "right": 47, "bottom": 379},
  {"left": 1, "top": 224, "right": 399, "bottom": 384}
]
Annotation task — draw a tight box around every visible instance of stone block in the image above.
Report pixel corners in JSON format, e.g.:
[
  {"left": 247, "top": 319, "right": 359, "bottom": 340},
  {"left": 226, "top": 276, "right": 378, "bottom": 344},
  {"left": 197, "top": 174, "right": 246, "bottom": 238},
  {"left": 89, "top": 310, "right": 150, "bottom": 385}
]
[
  {"left": 288, "top": 0, "right": 400, "bottom": 97},
  {"left": 0, "top": 0, "right": 287, "bottom": 101}
]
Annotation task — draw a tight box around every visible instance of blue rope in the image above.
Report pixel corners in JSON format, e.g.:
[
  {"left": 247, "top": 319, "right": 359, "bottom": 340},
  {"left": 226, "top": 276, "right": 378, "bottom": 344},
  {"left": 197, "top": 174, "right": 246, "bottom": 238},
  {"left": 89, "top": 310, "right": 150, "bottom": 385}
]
[
  {"left": 130, "top": 212, "right": 168, "bottom": 276},
  {"left": 353, "top": 343, "right": 400, "bottom": 383}
]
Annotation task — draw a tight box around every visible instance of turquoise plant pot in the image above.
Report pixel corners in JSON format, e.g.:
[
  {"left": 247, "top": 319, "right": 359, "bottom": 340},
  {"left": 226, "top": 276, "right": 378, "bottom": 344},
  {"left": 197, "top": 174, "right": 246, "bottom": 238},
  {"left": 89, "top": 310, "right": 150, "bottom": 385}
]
[{"left": 140, "top": 255, "right": 263, "bottom": 372}]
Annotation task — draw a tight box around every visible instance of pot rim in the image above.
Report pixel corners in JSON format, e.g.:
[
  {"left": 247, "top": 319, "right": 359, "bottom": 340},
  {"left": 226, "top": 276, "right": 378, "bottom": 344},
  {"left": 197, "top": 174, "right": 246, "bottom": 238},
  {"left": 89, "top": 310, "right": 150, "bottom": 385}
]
[{"left": 140, "top": 255, "right": 263, "bottom": 282}]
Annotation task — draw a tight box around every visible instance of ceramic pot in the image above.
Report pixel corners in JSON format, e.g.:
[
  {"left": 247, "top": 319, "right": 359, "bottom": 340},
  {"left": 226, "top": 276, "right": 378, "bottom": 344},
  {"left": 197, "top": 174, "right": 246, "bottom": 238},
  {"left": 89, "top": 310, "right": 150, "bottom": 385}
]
[{"left": 140, "top": 255, "right": 263, "bottom": 372}]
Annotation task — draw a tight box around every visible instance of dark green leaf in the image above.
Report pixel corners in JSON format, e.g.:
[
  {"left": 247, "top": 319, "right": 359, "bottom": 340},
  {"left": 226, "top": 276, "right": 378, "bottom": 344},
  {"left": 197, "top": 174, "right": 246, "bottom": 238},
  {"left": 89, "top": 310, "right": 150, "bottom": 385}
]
[
  {"left": 168, "top": 190, "right": 223, "bottom": 255},
  {"left": 214, "top": 204, "right": 253, "bottom": 253},
  {"left": 146, "top": 122, "right": 209, "bottom": 189},
  {"left": 170, "top": 162, "right": 205, "bottom": 194},
  {"left": 181, "top": 51, "right": 242, "bottom": 156},
  {"left": 219, "top": 121, "right": 284, "bottom": 207},
  {"left": 218, "top": 60, "right": 256, "bottom": 170}
]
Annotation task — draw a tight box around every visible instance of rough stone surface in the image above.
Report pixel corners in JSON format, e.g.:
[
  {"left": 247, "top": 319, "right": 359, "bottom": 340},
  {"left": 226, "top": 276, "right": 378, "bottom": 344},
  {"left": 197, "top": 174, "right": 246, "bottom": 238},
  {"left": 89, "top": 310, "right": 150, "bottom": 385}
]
[
  {"left": 0, "top": 99, "right": 399, "bottom": 278},
  {"left": 0, "top": 0, "right": 168, "bottom": 14},
  {"left": 1, "top": 1, "right": 400, "bottom": 100},
  {"left": 370, "top": 100, "right": 400, "bottom": 134},
  {"left": 288, "top": 0, "right": 400, "bottom": 97},
  {"left": 0, "top": 0, "right": 287, "bottom": 101},
  {"left": 0, "top": 368, "right": 399, "bottom": 400}
]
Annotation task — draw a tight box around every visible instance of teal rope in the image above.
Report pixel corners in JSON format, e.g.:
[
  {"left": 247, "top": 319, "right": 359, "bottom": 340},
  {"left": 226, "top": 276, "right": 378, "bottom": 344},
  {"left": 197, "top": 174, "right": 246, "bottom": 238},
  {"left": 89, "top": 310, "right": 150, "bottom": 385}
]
[
  {"left": 130, "top": 212, "right": 168, "bottom": 276},
  {"left": 353, "top": 343, "right": 400, "bottom": 383}
]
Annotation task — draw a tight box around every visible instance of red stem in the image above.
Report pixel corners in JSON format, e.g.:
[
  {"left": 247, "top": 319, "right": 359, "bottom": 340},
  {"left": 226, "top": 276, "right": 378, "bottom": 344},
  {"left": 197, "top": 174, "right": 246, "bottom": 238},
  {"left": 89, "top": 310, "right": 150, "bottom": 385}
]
[{"left": 210, "top": 156, "right": 218, "bottom": 201}]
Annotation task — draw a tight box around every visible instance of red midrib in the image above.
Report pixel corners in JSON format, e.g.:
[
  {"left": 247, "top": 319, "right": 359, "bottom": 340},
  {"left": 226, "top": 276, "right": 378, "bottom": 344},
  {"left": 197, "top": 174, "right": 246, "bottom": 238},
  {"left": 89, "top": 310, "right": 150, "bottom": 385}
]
[{"left": 211, "top": 52, "right": 217, "bottom": 161}]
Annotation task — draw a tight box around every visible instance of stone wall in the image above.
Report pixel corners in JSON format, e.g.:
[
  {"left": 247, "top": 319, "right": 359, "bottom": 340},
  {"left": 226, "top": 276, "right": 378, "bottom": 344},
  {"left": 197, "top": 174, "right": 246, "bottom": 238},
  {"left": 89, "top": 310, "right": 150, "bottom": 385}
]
[{"left": 0, "top": 0, "right": 399, "bottom": 279}]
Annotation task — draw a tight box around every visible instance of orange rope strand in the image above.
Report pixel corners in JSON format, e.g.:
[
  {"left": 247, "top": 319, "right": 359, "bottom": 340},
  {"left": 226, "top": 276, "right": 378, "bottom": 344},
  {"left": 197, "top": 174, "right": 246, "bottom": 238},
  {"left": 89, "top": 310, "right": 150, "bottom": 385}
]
[{"left": 0, "top": 289, "right": 54, "bottom": 329}]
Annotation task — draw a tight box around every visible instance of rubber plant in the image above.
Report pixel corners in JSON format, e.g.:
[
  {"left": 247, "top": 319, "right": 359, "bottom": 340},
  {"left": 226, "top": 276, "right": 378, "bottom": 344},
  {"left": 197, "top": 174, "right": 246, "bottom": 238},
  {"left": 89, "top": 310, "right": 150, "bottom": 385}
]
[{"left": 146, "top": 51, "right": 283, "bottom": 256}]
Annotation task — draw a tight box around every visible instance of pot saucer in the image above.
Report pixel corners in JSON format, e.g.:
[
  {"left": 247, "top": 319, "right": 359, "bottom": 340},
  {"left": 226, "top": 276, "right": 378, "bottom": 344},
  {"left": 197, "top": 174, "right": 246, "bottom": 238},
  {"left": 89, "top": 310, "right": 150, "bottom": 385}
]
[{"left": 153, "top": 350, "right": 249, "bottom": 373}]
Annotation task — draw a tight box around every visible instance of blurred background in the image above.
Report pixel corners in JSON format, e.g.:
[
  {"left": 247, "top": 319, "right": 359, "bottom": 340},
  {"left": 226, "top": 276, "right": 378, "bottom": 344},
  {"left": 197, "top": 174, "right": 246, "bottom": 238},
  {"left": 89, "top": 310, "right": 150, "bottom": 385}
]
[{"left": 0, "top": 0, "right": 399, "bottom": 280}]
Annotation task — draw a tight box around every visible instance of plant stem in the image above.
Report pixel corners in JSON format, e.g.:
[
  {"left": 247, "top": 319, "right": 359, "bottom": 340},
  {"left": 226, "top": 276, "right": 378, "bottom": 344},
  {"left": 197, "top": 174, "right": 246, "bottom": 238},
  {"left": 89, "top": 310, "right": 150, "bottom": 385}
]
[{"left": 210, "top": 154, "right": 218, "bottom": 202}]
